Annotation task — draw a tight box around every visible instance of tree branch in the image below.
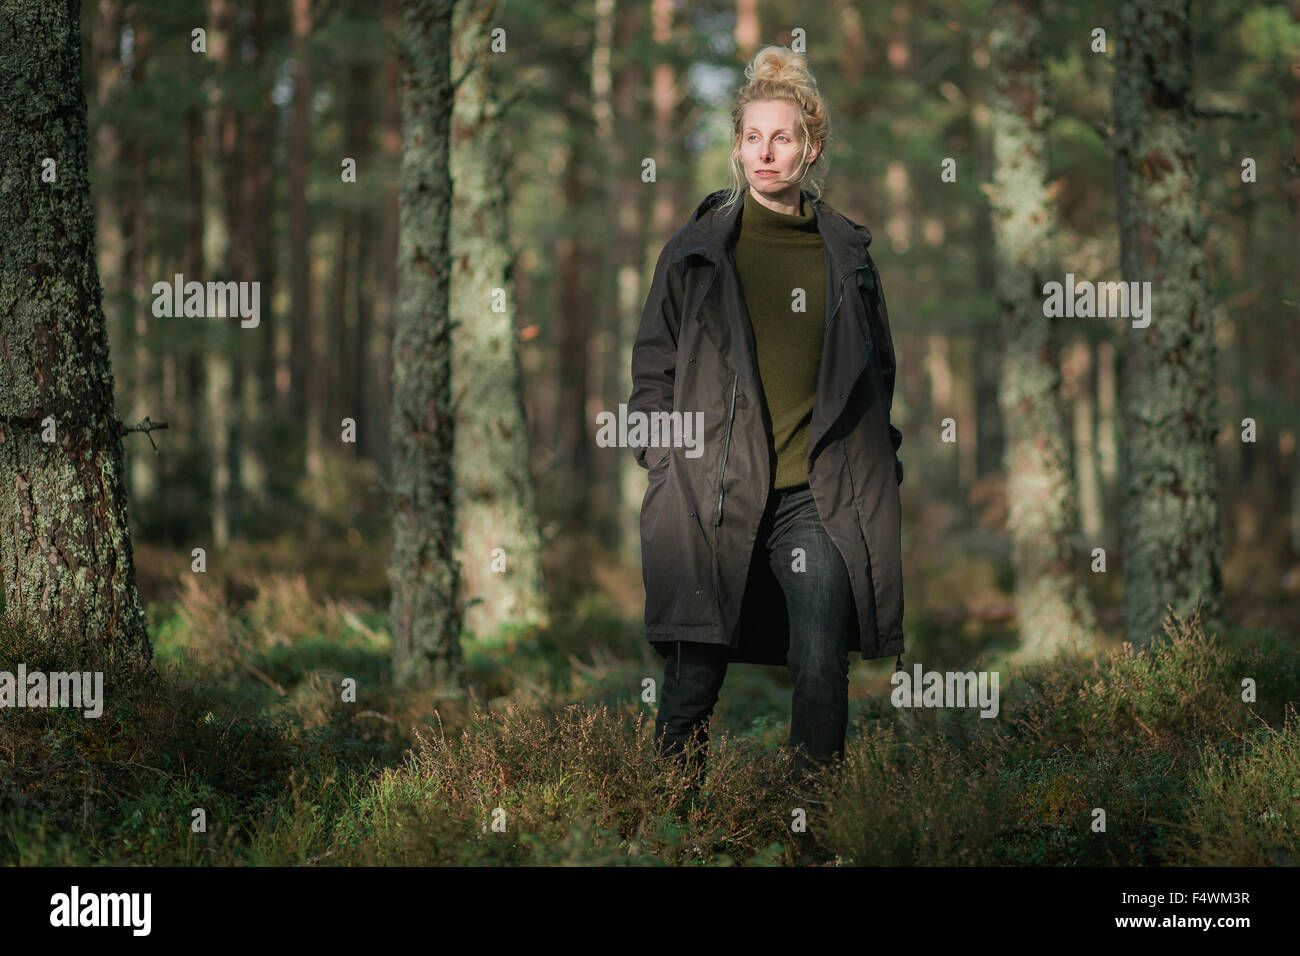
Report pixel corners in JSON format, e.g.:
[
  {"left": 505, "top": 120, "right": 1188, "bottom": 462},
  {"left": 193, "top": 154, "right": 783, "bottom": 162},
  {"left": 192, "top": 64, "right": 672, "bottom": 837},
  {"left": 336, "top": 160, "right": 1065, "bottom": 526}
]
[
  {"left": 117, "top": 415, "right": 169, "bottom": 453},
  {"left": 1190, "top": 102, "right": 1263, "bottom": 121}
]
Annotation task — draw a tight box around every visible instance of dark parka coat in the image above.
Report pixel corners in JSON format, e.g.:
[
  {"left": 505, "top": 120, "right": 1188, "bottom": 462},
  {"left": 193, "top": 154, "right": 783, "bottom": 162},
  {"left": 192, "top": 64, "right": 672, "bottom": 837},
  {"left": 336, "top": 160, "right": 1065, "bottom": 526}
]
[{"left": 628, "top": 185, "right": 905, "bottom": 666}]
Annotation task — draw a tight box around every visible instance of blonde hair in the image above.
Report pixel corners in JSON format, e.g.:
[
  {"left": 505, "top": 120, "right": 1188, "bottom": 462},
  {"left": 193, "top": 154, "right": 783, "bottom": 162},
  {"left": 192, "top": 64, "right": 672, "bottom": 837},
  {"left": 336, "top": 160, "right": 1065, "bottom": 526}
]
[{"left": 720, "top": 44, "right": 831, "bottom": 211}]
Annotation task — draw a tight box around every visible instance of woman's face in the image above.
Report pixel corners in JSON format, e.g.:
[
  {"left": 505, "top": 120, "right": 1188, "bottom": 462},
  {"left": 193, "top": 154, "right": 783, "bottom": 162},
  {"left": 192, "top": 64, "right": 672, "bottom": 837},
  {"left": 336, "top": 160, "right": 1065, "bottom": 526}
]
[{"left": 738, "top": 99, "right": 818, "bottom": 207}]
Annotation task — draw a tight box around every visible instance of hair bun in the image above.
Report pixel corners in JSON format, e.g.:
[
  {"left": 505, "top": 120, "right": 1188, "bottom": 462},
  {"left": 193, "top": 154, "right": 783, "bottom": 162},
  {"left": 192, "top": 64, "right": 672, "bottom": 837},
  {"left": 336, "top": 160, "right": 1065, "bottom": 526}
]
[{"left": 746, "top": 45, "right": 817, "bottom": 94}]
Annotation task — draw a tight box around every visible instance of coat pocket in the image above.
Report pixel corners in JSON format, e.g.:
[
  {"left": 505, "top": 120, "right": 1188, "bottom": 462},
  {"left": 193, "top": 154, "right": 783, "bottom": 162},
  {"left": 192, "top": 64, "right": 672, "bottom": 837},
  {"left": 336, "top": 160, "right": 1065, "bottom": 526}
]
[{"left": 639, "top": 461, "right": 716, "bottom": 630}]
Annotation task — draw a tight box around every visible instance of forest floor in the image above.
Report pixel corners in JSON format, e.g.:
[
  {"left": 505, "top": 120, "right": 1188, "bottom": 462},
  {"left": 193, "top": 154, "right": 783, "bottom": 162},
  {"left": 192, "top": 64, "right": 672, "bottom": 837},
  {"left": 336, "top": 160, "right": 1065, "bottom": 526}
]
[{"left": 1, "top": 533, "right": 1298, "bottom": 866}]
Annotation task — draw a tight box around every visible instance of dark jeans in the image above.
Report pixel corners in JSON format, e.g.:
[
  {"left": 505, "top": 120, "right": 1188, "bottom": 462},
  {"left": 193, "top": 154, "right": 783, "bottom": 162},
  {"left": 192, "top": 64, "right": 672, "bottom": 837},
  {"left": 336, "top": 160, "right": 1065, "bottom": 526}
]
[{"left": 654, "top": 483, "right": 854, "bottom": 786}]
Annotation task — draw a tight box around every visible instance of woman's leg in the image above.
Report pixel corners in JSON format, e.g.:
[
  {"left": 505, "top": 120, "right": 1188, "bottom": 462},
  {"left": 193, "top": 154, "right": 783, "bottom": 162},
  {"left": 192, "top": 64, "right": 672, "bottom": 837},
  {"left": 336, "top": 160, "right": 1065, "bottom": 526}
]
[
  {"left": 765, "top": 485, "right": 854, "bottom": 784},
  {"left": 654, "top": 640, "right": 730, "bottom": 782}
]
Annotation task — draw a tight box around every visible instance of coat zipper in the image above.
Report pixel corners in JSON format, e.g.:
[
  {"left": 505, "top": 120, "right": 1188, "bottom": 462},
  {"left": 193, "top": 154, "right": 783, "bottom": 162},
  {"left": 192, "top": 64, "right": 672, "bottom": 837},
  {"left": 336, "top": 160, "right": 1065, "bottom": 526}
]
[
  {"left": 711, "top": 263, "right": 870, "bottom": 528},
  {"left": 713, "top": 371, "right": 739, "bottom": 526}
]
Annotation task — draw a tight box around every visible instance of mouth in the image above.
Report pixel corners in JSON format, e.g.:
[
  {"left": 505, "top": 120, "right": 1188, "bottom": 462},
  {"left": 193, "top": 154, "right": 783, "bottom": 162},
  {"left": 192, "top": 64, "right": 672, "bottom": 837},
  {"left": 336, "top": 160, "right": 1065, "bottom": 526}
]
[{"left": 755, "top": 170, "right": 779, "bottom": 177}]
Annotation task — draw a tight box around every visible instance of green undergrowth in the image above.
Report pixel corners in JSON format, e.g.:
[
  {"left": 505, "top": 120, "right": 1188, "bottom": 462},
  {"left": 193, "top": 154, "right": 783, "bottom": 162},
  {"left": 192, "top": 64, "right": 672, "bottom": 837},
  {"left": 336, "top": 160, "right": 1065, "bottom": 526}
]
[{"left": 1, "top": 573, "right": 1295, "bottom": 866}]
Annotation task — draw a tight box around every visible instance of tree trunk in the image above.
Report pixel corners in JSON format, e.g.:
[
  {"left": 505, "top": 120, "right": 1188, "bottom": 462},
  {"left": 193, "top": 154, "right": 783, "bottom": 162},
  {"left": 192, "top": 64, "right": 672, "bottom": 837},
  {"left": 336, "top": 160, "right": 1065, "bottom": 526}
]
[
  {"left": 95, "top": 0, "right": 157, "bottom": 518},
  {"left": 122, "top": 18, "right": 156, "bottom": 519},
  {"left": 611, "top": 0, "right": 650, "bottom": 561},
  {"left": 1096, "top": 336, "right": 1119, "bottom": 522},
  {"left": 354, "top": 207, "right": 375, "bottom": 460},
  {"left": 242, "top": 0, "right": 273, "bottom": 522},
  {"left": 733, "top": 0, "right": 759, "bottom": 56},
  {"left": 289, "top": 0, "right": 316, "bottom": 475},
  {"left": 92, "top": 0, "right": 124, "bottom": 381},
  {"left": 1113, "top": 0, "right": 1223, "bottom": 644},
  {"left": 346, "top": 59, "right": 376, "bottom": 463},
  {"left": 0, "top": 0, "right": 150, "bottom": 663},
  {"left": 375, "top": 0, "right": 402, "bottom": 475},
  {"left": 329, "top": 209, "right": 353, "bottom": 458},
  {"left": 1291, "top": 0, "right": 1300, "bottom": 556},
  {"left": 972, "top": 106, "right": 1005, "bottom": 479},
  {"left": 1063, "top": 338, "right": 1104, "bottom": 541},
  {"left": 555, "top": 140, "right": 590, "bottom": 527},
  {"left": 988, "top": 0, "right": 1097, "bottom": 659},
  {"left": 448, "top": 0, "right": 549, "bottom": 642},
  {"left": 389, "top": 0, "right": 462, "bottom": 690},
  {"left": 204, "top": 0, "right": 237, "bottom": 550},
  {"left": 589, "top": 0, "right": 616, "bottom": 548}
]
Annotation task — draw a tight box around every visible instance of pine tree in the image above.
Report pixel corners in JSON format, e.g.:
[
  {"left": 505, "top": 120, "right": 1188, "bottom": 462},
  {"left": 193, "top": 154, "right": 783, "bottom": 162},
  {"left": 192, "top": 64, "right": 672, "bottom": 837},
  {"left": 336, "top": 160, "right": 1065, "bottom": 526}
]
[
  {"left": 988, "top": 0, "right": 1098, "bottom": 659},
  {"left": 0, "top": 0, "right": 151, "bottom": 664},
  {"left": 389, "top": 0, "right": 463, "bottom": 688},
  {"left": 449, "top": 0, "right": 549, "bottom": 642},
  {"left": 1113, "top": 0, "right": 1224, "bottom": 644}
]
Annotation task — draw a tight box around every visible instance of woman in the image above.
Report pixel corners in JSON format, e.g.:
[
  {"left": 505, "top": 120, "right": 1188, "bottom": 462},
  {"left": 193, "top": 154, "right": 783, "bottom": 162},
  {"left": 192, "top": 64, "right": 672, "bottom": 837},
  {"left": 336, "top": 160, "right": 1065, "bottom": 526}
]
[{"left": 628, "top": 44, "right": 905, "bottom": 790}]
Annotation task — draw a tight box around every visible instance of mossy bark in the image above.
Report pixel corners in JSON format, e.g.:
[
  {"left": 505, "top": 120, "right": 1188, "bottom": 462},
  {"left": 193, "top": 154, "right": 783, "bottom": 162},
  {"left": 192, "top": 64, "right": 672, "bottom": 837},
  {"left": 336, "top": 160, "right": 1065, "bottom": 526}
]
[
  {"left": 1113, "top": 0, "right": 1223, "bottom": 645},
  {"left": 0, "top": 0, "right": 150, "bottom": 663},
  {"left": 388, "top": 0, "right": 463, "bottom": 689},
  {"left": 988, "top": 0, "right": 1098, "bottom": 660}
]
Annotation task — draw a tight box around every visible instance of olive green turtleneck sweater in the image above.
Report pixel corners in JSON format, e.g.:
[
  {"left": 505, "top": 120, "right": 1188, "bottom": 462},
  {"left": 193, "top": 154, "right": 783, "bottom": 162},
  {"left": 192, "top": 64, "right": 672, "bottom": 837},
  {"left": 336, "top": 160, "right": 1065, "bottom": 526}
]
[{"left": 733, "top": 188, "right": 827, "bottom": 490}]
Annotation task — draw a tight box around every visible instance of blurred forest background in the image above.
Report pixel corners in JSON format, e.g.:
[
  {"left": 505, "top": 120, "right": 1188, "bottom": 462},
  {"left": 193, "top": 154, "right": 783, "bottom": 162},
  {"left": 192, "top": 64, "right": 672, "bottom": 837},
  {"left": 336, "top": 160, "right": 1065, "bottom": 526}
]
[
  {"left": 79, "top": 0, "right": 1299, "bottom": 648},
  {"left": 1, "top": 0, "right": 1299, "bottom": 865}
]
